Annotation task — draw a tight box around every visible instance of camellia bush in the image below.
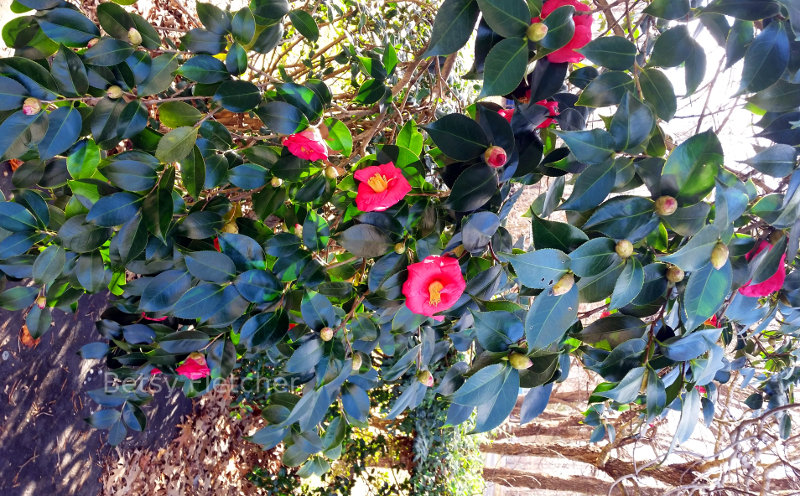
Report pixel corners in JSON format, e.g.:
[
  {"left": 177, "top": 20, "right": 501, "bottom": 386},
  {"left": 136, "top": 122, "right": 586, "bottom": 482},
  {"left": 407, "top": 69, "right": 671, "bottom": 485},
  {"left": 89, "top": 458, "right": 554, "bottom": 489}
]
[{"left": 2, "top": 0, "right": 800, "bottom": 483}]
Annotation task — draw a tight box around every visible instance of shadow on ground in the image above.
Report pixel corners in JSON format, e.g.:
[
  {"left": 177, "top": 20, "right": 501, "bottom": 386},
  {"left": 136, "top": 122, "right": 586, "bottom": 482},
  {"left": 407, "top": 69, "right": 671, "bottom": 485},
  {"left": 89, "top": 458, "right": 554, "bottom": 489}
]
[{"left": 0, "top": 165, "right": 192, "bottom": 496}]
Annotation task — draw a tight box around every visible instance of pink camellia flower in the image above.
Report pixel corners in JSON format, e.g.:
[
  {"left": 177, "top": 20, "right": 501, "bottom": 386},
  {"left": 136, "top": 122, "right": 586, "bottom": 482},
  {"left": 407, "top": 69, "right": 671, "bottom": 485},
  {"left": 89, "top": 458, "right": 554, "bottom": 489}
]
[
  {"left": 536, "top": 100, "right": 560, "bottom": 128},
  {"left": 739, "top": 240, "right": 786, "bottom": 297},
  {"left": 150, "top": 367, "right": 162, "bottom": 376},
  {"left": 175, "top": 353, "right": 211, "bottom": 380},
  {"left": 283, "top": 127, "right": 328, "bottom": 161},
  {"left": 696, "top": 386, "right": 707, "bottom": 395},
  {"left": 402, "top": 255, "right": 466, "bottom": 318},
  {"left": 531, "top": 0, "right": 593, "bottom": 64},
  {"left": 498, "top": 108, "right": 514, "bottom": 122},
  {"left": 354, "top": 161, "right": 412, "bottom": 212},
  {"left": 484, "top": 146, "right": 508, "bottom": 167},
  {"left": 22, "top": 97, "right": 41, "bottom": 116}
]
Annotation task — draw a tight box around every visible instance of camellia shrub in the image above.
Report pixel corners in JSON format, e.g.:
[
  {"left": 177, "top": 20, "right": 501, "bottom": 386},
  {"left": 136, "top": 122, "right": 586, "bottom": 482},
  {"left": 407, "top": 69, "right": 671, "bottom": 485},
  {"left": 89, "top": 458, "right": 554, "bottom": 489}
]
[{"left": 2, "top": 0, "right": 800, "bottom": 478}]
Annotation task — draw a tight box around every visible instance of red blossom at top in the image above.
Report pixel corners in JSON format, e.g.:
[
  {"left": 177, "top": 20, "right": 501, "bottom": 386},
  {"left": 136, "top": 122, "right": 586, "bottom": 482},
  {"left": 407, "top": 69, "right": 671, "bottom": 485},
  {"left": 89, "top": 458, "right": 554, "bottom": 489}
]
[
  {"left": 536, "top": 100, "right": 560, "bottom": 128},
  {"left": 738, "top": 240, "right": 786, "bottom": 298},
  {"left": 354, "top": 162, "right": 412, "bottom": 212},
  {"left": 402, "top": 255, "right": 466, "bottom": 318},
  {"left": 532, "top": 0, "right": 593, "bottom": 64},
  {"left": 176, "top": 353, "right": 211, "bottom": 380},
  {"left": 283, "top": 127, "right": 329, "bottom": 161}
]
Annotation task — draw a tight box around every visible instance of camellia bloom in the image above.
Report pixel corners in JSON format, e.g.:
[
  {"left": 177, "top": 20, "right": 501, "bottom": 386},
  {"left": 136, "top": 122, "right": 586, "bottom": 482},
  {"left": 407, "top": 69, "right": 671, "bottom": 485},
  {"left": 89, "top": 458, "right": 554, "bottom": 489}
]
[
  {"left": 354, "top": 161, "right": 412, "bottom": 212},
  {"left": 141, "top": 311, "right": 168, "bottom": 322},
  {"left": 402, "top": 255, "right": 466, "bottom": 318},
  {"left": 498, "top": 108, "right": 514, "bottom": 122},
  {"left": 150, "top": 367, "right": 162, "bottom": 376},
  {"left": 531, "top": 0, "right": 593, "bottom": 64},
  {"left": 536, "top": 100, "right": 560, "bottom": 128},
  {"left": 484, "top": 146, "right": 508, "bottom": 167},
  {"left": 704, "top": 315, "right": 719, "bottom": 327},
  {"left": 739, "top": 240, "right": 786, "bottom": 297},
  {"left": 283, "top": 127, "right": 328, "bottom": 161},
  {"left": 176, "top": 353, "right": 211, "bottom": 380}
]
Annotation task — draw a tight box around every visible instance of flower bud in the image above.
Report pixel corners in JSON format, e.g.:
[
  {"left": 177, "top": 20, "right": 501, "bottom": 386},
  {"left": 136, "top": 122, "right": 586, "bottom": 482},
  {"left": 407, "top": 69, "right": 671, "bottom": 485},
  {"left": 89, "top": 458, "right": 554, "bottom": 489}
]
[
  {"left": 320, "top": 326, "right": 334, "bottom": 341},
  {"left": 106, "top": 85, "right": 123, "bottom": 99},
  {"left": 222, "top": 221, "right": 238, "bottom": 234},
  {"left": 711, "top": 242, "right": 729, "bottom": 270},
  {"left": 394, "top": 242, "right": 406, "bottom": 254},
  {"left": 615, "top": 239, "right": 633, "bottom": 259},
  {"left": 35, "top": 296, "right": 47, "bottom": 309},
  {"left": 294, "top": 223, "right": 303, "bottom": 237},
  {"left": 666, "top": 264, "right": 684, "bottom": 283},
  {"left": 484, "top": 146, "right": 508, "bottom": 168},
  {"left": 508, "top": 352, "right": 532, "bottom": 370},
  {"left": 87, "top": 37, "right": 99, "bottom": 48},
  {"left": 324, "top": 166, "right": 338, "bottom": 180},
  {"left": 417, "top": 370, "right": 434, "bottom": 387},
  {"left": 128, "top": 27, "right": 142, "bottom": 46},
  {"left": 22, "top": 97, "right": 41, "bottom": 115},
  {"left": 351, "top": 353, "right": 362, "bottom": 371},
  {"left": 552, "top": 272, "right": 574, "bottom": 296},
  {"left": 270, "top": 177, "right": 283, "bottom": 187},
  {"left": 654, "top": 195, "right": 677, "bottom": 216},
  {"left": 526, "top": 22, "right": 548, "bottom": 42}
]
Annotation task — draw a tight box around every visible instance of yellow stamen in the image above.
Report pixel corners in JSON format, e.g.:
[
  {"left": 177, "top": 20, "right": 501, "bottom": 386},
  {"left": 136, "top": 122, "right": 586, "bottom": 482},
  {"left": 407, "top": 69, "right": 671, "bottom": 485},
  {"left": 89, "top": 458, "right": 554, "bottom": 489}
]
[
  {"left": 428, "top": 281, "right": 444, "bottom": 306},
  {"left": 366, "top": 173, "right": 390, "bottom": 193}
]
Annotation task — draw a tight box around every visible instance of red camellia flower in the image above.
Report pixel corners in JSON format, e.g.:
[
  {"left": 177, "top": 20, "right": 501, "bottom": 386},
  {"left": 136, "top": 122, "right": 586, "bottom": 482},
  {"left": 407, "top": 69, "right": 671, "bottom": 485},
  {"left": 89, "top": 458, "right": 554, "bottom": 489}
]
[
  {"left": 704, "top": 315, "right": 720, "bottom": 327},
  {"left": 532, "top": 0, "right": 593, "bottom": 64},
  {"left": 402, "top": 255, "right": 466, "bottom": 318},
  {"left": 354, "top": 162, "right": 412, "bottom": 212},
  {"left": 498, "top": 108, "right": 514, "bottom": 122},
  {"left": 739, "top": 241, "right": 786, "bottom": 297},
  {"left": 150, "top": 367, "right": 162, "bottom": 376},
  {"left": 536, "top": 100, "right": 560, "bottom": 128},
  {"left": 141, "top": 311, "right": 168, "bottom": 322},
  {"left": 176, "top": 353, "right": 211, "bottom": 380},
  {"left": 283, "top": 126, "right": 329, "bottom": 161},
  {"left": 213, "top": 237, "right": 221, "bottom": 252}
]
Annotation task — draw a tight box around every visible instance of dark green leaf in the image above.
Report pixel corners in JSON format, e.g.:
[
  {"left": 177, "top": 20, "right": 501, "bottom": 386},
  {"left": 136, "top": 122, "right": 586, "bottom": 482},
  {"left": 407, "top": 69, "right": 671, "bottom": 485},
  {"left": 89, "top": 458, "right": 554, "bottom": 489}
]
[
  {"left": 480, "top": 37, "right": 528, "bottom": 98},
  {"left": 38, "top": 106, "right": 81, "bottom": 159},
  {"left": 540, "top": 5, "right": 575, "bottom": 50},
  {"left": 703, "top": 0, "right": 781, "bottom": 20},
  {"left": 256, "top": 101, "right": 308, "bottom": 134},
  {"left": 525, "top": 285, "right": 578, "bottom": 350},
  {"left": 76, "top": 251, "right": 107, "bottom": 292},
  {"left": 84, "top": 37, "right": 133, "bottom": 66},
  {"left": 559, "top": 158, "right": 616, "bottom": 211},
  {"left": 0, "top": 111, "right": 49, "bottom": 160},
  {"left": 235, "top": 269, "right": 280, "bottom": 302},
  {"left": 0, "top": 75, "right": 27, "bottom": 110},
  {"left": 103, "top": 159, "right": 157, "bottom": 191},
  {"left": 38, "top": 8, "right": 100, "bottom": 46},
  {"left": 240, "top": 311, "right": 288, "bottom": 349},
  {"left": 639, "top": 67, "right": 677, "bottom": 121},
  {"left": 213, "top": 80, "right": 262, "bottom": 112},
  {"left": 33, "top": 244, "right": 65, "bottom": 286},
  {"left": 425, "top": 113, "right": 489, "bottom": 161},
  {"left": 576, "top": 71, "right": 634, "bottom": 107},
  {"left": 531, "top": 212, "right": 588, "bottom": 251},
  {"left": 661, "top": 130, "right": 723, "bottom": 203},
  {"left": 86, "top": 192, "right": 142, "bottom": 226},
  {"left": 446, "top": 163, "right": 498, "bottom": 211},
  {"left": 609, "top": 92, "right": 655, "bottom": 151},
  {"left": 0, "top": 201, "right": 38, "bottom": 231},
  {"left": 228, "top": 163, "right": 268, "bottom": 189},
  {"left": 232, "top": 7, "right": 256, "bottom": 44},
  {"left": 648, "top": 25, "right": 692, "bottom": 67},
  {"left": 160, "top": 330, "right": 210, "bottom": 353},
  {"left": 182, "top": 28, "right": 225, "bottom": 54},
  {"left": 158, "top": 101, "right": 202, "bottom": 128},
  {"left": 743, "top": 144, "right": 796, "bottom": 177},
  {"left": 185, "top": 250, "right": 236, "bottom": 283},
  {"left": 156, "top": 126, "right": 197, "bottom": 163},
  {"left": 500, "top": 248, "right": 569, "bottom": 289},
  {"left": 578, "top": 36, "right": 636, "bottom": 71},
  {"left": 250, "top": 22, "right": 283, "bottom": 54},
  {"left": 96, "top": 3, "right": 133, "bottom": 39},
  {"left": 557, "top": 129, "right": 615, "bottom": 164},
  {"left": 250, "top": 0, "right": 289, "bottom": 21},
  {"left": 610, "top": 257, "right": 644, "bottom": 309},
  {"left": 423, "top": 0, "right": 479, "bottom": 57},
  {"left": 662, "top": 225, "right": 720, "bottom": 272},
  {"left": 338, "top": 224, "right": 391, "bottom": 258},
  {"left": 740, "top": 21, "right": 789, "bottom": 93},
  {"left": 197, "top": 2, "right": 231, "bottom": 34},
  {"left": 476, "top": 0, "right": 529, "bottom": 38},
  {"left": 138, "top": 53, "right": 179, "bottom": 96},
  {"left": 289, "top": 10, "right": 318, "bottom": 42},
  {"left": 181, "top": 147, "right": 205, "bottom": 198},
  {"left": 644, "top": 0, "right": 690, "bottom": 19},
  {"left": 178, "top": 54, "right": 229, "bottom": 83},
  {"left": 140, "top": 270, "right": 193, "bottom": 312}
]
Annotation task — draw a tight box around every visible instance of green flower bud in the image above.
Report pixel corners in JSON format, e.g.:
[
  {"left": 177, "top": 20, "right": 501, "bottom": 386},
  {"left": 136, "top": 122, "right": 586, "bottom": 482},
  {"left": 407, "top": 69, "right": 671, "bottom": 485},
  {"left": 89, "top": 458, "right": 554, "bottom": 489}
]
[
  {"left": 526, "top": 23, "right": 548, "bottom": 42},
  {"left": 666, "top": 264, "right": 684, "bottom": 283},
  {"left": 417, "top": 370, "right": 434, "bottom": 387},
  {"left": 320, "top": 327, "right": 334, "bottom": 341},
  {"left": 106, "top": 85, "right": 124, "bottom": 99},
  {"left": 351, "top": 353, "right": 363, "bottom": 371},
  {"left": 394, "top": 242, "right": 406, "bottom": 254},
  {"left": 711, "top": 242, "right": 729, "bottom": 270},
  {"left": 325, "top": 166, "right": 338, "bottom": 179},
  {"left": 128, "top": 27, "right": 142, "bottom": 46},
  {"left": 615, "top": 239, "right": 633, "bottom": 259},
  {"left": 22, "top": 97, "right": 41, "bottom": 115},
  {"left": 654, "top": 195, "right": 677, "bottom": 216},
  {"left": 270, "top": 177, "right": 283, "bottom": 187},
  {"left": 508, "top": 352, "right": 532, "bottom": 370},
  {"left": 552, "top": 272, "right": 574, "bottom": 296}
]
